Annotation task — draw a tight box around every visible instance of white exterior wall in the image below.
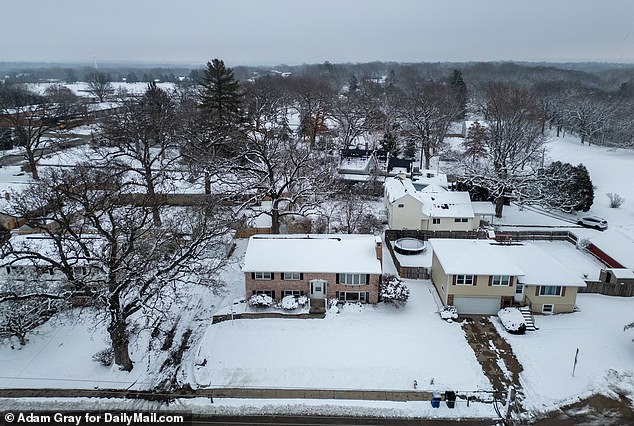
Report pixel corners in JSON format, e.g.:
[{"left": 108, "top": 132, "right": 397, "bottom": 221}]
[
  {"left": 424, "top": 217, "right": 477, "bottom": 232},
  {"left": 387, "top": 194, "right": 423, "bottom": 230}
]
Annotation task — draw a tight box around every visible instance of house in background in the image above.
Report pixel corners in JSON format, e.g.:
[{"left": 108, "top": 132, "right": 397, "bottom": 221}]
[
  {"left": 430, "top": 239, "right": 587, "bottom": 314},
  {"left": 1, "top": 234, "right": 102, "bottom": 287},
  {"left": 337, "top": 148, "right": 416, "bottom": 183},
  {"left": 384, "top": 176, "right": 482, "bottom": 231},
  {"left": 243, "top": 234, "right": 383, "bottom": 304}
]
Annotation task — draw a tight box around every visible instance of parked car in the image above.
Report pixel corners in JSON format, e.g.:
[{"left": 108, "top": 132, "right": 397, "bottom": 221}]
[
  {"left": 577, "top": 215, "right": 608, "bottom": 231},
  {"left": 498, "top": 308, "right": 526, "bottom": 334}
]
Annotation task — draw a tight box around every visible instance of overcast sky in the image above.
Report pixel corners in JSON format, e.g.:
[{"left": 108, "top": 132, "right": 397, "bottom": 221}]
[{"left": 1, "top": 0, "right": 633, "bottom": 66}]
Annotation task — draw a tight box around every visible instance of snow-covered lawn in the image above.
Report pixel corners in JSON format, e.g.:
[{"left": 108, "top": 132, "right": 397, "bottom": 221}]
[
  {"left": 546, "top": 134, "right": 634, "bottom": 228},
  {"left": 492, "top": 294, "right": 634, "bottom": 413},
  {"left": 189, "top": 280, "right": 491, "bottom": 393}
]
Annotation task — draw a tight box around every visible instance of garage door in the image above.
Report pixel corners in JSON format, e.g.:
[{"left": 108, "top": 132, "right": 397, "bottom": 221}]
[{"left": 453, "top": 296, "right": 501, "bottom": 315}]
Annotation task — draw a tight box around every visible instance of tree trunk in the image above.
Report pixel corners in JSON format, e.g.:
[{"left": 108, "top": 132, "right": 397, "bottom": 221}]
[
  {"left": 270, "top": 205, "right": 280, "bottom": 234},
  {"left": 204, "top": 171, "right": 212, "bottom": 195},
  {"left": 27, "top": 152, "right": 39, "bottom": 180},
  {"left": 144, "top": 171, "right": 162, "bottom": 227},
  {"left": 107, "top": 317, "right": 133, "bottom": 371},
  {"left": 495, "top": 196, "right": 506, "bottom": 218}
]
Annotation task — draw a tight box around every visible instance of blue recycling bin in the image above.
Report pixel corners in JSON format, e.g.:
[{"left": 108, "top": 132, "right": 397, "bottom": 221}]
[{"left": 431, "top": 393, "right": 442, "bottom": 408}]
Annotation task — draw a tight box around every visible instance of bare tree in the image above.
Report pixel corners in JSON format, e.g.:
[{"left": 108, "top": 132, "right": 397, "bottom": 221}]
[
  {"left": 394, "top": 80, "right": 463, "bottom": 170},
  {"left": 98, "top": 83, "right": 183, "bottom": 226},
  {"left": 463, "top": 82, "right": 546, "bottom": 217},
  {"left": 0, "top": 84, "right": 58, "bottom": 179},
  {"left": 86, "top": 71, "right": 114, "bottom": 102},
  {"left": 224, "top": 79, "right": 335, "bottom": 234},
  {"left": 1, "top": 165, "right": 230, "bottom": 371}
]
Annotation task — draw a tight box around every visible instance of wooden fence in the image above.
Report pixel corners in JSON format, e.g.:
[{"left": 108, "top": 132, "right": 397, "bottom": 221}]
[{"left": 579, "top": 281, "right": 634, "bottom": 297}]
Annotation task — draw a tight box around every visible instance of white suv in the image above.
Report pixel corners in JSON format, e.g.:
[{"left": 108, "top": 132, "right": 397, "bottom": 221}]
[{"left": 577, "top": 215, "right": 608, "bottom": 231}]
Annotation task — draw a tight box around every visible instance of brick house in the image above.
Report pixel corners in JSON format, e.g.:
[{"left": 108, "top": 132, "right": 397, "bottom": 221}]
[{"left": 243, "top": 234, "right": 383, "bottom": 303}]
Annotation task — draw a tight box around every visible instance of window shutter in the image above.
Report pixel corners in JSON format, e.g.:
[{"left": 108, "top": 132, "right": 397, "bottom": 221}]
[
  {"left": 336, "top": 274, "right": 340, "bottom": 284},
  {"left": 270, "top": 273, "right": 274, "bottom": 280},
  {"left": 281, "top": 273, "right": 285, "bottom": 281},
  {"left": 535, "top": 286, "right": 540, "bottom": 296},
  {"left": 300, "top": 273, "right": 304, "bottom": 280},
  {"left": 509, "top": 276, "right": 514, "bottom": 287},
  {"left": 488, "top": 276, "right": 492, "bottom": 286},
  {"left": 472, "top": 276, "right": 476, "bottom": 286},
  {"left": 366, "top": 274, "right": 370, "bottom": 285},
  {"left": 251, "top": 272, "right": 255, "bottom": 280},
  {"left": 561, "top": 286, "right": 566, "bottom": 297},
  {"left": 452, "top": 275, "right": 456, "bottom": 285}
]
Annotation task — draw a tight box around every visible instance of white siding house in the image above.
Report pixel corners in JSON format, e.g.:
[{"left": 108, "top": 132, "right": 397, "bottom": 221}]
[{"left": 384, "top": 176, "right": 482, "bottom": 231}]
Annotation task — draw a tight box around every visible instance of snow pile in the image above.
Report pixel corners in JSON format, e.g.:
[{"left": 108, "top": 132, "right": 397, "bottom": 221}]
[
  {"left": 280, "top": 295, "right": 298, "bottom": 310},
  {"left": 248, "top": 294, "right": 273, "bottom": 307},
  {"left": 440, "top": 305, "right": 458, "bottom": 321},
  {"left": 497, "top": 308, "right": 526, "bottom": 334}
]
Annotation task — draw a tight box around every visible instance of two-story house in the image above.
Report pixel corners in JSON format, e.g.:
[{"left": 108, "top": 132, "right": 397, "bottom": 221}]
[
  {"left": 430, "top": 239, "right": 586, "bottom": 314},
  {"left": 242, "top": 234, "right": 383, "bottom": 304},
  {"left": 384, "top": 176, "right": 481, "bottom": 231}
]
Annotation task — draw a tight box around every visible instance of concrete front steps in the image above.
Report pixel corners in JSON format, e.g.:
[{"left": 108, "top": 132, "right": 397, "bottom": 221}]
[{"left": 519, "top": 306, "right": 539, "bottom": 331}]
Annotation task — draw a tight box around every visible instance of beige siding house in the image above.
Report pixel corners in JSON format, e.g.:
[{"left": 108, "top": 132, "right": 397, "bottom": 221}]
[
  {"left": 384, "top": 176, "right": 481, "bottom": 231},
  {"left": 430, "top": 239, "right": 586, "bottom": 314},
  {"left": 243, "top": 234, "right": 383, "bottom": 304}
]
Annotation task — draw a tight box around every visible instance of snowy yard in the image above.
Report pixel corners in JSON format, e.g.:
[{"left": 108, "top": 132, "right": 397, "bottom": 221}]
[
  {"left": 188, "top": 280, "right": 492, "bottom": 393},
  {"left": 492, "top": 294, "right": 634, "bottom": 413}
]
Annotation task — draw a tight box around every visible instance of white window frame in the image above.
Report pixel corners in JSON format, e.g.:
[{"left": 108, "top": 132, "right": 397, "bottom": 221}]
[
  {"left": 282, "top": 290, "right": 304, "bottom": 298},
  {"left": 542, "top": 304, "right": 554, "bottom": 313},
  {"left": 254, "top": 272, "right": 272, "bottom": 280},
  {"left": 456, "top": 274, "right": 474, "bottom": 285},
  {"left": 539, "top": 285, "right": 562, "bottom": 296},
  {"left": 492, "top": 275, "right": 510, "bottom": 286},
  {"left": 283, "top": 272, "right": 301, "bottom": 280},
  {"left": 461, "top": 218, "right": 469, "bottom": 223},
  {"left": 432, "top": 218, "right": 441, "bottom": 225},
  {"left": 339, "top": 273, "right": 367, "bottom": 285},
  {"left": 515, "top": 282, "right": 524, "bottom": 294}
]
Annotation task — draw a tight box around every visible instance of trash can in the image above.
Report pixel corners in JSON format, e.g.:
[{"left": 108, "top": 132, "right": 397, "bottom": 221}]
[
  {"left": 445, "top": 390, "right": 456, "bottom": 408},
  {"left": 431, "top": 392, "right": 442, "bottom": 408}
]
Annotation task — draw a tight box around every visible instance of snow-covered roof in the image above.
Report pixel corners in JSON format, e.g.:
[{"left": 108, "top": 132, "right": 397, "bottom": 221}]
[
  {"left": 607, "top": 268, "right": 634, "bottom": 279},
  {"left": 422, "top": 191, "right": 474, "bottom": 219},
  {"left": 588, "top": 227, "right": 634, "bottom": 270},
  {"left": 242, "top": 234, "right": 382, "bottom": 274},
  {"left": 413, "top": 170, "right": 448, "bottom": 188},
  {"left": 385, "top": 177, "right": 475, "bottom": 218},
  {"left": 472, "top": 201, "right": 497, "bottom": 216},
  {"left": 384, "top": 177, "right": 420, "bottom": 204},
  {"left": 3, "top": 234, "right": 102, "bottom": 266},
  {"left": 430, "top": 239, "right": 587, "bottom": 287}
]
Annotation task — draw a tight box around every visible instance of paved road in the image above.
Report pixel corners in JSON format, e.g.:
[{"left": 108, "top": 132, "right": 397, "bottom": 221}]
[{"left": 189, "top": 414, "right": 496, "bottom": 425}]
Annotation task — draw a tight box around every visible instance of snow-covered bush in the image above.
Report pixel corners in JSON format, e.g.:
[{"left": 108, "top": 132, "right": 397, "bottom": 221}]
[
  {"left": 497, "top": 308, "right": 526, "bottom": 334},
  {"left": 248, "top": 294, "right": 273, "bottom": 308},
  {"left": 380, "top": 274, "right": 410, "bottom": 306},
  {"left": 606, "top": 192, "right": 625, "bottom": 208},
  {"left": 440, "top": 305, "right": 458, "bottom": 322},
  {"left": 92, "top": 347, "right": 114, "bottom": 366},
  {"left": 280, "top": 295, "right": 299, "bottom": 310},
  {"left": 297, "top": 295, "right": 308, "bottom": 306}
]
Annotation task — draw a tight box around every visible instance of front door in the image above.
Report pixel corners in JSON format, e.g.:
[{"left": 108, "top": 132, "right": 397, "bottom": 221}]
[
  {"left": 310, "top": 279, "right": 327, "bottom": 299},
  {"left": 514, "top": 282, "right": 525, "bottom": 303}
]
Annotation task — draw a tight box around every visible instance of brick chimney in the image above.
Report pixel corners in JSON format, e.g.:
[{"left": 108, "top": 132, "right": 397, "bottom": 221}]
[{"left": 375, "top": 237, "right": 383, "bottom": 263}]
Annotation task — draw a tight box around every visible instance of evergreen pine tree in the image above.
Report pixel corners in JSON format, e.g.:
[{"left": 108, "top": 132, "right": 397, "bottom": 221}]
[
  {"left": 449, "top": 69, "right": 468, "bottom": 118},
  {"left": 199, "top": 58, "right": 243, "bottom": 133},
  {"left": 463, "top": 121, "right": 488, "bottom": 160},
  {"left": 572, "top": 163, "right": 594, "bottom": 212}
]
